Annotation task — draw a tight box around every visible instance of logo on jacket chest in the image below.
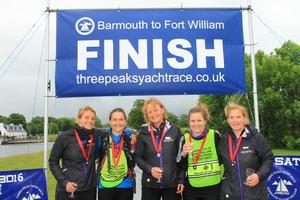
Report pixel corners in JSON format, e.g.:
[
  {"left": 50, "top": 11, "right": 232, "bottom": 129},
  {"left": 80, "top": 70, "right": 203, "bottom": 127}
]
[
  {"left": 163, "top": 136, "right": 174, "bottom": 143},
  {"left": 240, "top": 146, "right": 254, "bottom": 154}
]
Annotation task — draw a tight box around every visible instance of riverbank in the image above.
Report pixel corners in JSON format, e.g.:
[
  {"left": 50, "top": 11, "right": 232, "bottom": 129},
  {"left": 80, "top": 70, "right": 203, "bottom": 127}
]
[
  {"left": 0, "top": 139, "right": 42, "bottom": 145},
  {"left": 0, "top": 142, "right": 54, "bottom": 158},
  {"left": 0, "top": 134, "right": 57, "bottom": 145}
]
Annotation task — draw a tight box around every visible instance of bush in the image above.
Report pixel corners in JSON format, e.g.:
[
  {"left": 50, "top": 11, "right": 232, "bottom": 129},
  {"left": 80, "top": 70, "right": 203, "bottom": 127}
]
[{"left": 284, "top": 135, "right": 300, "bottom": 150}]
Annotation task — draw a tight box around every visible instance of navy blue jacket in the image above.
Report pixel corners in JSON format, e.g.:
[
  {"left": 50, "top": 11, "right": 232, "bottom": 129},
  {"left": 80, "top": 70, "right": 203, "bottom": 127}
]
[
  {"left": 49, "top": 126, "right": 99, "bottom": 192},
  {"left": 135, "top": 121, "right": 185, "bottom": 189},
  {"left": 218, "top": 125, "right": 273, "bottom": 200}
]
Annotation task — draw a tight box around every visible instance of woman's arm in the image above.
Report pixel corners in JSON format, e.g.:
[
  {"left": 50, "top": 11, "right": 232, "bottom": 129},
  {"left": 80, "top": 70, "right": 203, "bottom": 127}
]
[
  {"left": 256, "top": 133, "right": 274, "bottom": 181},
  {"left": 135, "top": 132, "right": 152, "bottom": 174},
  {"left": 48, "top": 134, "right": 70, "bottom": 188}
]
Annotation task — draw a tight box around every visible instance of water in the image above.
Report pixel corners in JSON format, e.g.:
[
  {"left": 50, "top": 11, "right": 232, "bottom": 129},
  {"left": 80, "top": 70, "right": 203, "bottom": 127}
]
[{"left": 0, "top": 142, "right": 54, "bottom": 158}]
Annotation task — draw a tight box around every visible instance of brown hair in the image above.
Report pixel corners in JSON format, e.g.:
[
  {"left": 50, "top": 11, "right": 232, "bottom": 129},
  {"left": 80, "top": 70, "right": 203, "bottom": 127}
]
[
  {"left": 76, "top": 105, "right": 96, "bottom": 123},
  {"left": 143, "top": 98, "right": 167, "bottom": 123},
  {"left": 188, "top": 103, "right": 211, "bottom": 122},
  {"left": 224, "top": 102, "right": 250, "bottom": 124},
  {"left": 109, "top": 107, "right": 127, "bottom": 120}
]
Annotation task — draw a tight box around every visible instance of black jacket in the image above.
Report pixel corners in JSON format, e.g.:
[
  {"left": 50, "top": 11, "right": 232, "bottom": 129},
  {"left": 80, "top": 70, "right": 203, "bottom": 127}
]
[
  {"left": 135, "top": 121, "right": 185, "bottom": 188},
  {"left": 49, "top": 125, "right": 99, "bottom": 192},
  {"left": 218, "top": 125, "right": 273, "bottom": 200}
]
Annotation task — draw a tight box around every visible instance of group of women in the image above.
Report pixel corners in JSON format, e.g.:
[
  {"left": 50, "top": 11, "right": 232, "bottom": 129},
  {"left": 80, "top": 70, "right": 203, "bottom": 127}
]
[{"left": 49, "top": 97, "right": 273, "bottom": 200}]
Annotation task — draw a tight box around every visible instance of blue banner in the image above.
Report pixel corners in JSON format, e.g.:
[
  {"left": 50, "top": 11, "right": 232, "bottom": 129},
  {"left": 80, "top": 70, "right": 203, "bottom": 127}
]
[
  {"left": 267, "top": 156, "right": 300, "bottom": 200},
  {"left": 56, "top": 9, "right": 245, "bottom": 97},
  {"left": 0, "top": 168, "right": 48, "bottom": 200}
]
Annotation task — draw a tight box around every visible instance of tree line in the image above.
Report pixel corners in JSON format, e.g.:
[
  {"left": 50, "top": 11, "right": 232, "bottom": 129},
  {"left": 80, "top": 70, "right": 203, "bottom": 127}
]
[
  {"left": 1, "top": 41, "right": 299, "bottom": 149},
  {"left": 0, "top": 114, "right": 102, "bottom": 136}
]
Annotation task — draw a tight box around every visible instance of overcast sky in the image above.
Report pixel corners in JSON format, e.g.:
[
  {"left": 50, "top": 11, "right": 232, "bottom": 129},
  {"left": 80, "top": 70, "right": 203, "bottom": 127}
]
[{"left": 0, "top": 0, "right": 299, "bottom": 123}]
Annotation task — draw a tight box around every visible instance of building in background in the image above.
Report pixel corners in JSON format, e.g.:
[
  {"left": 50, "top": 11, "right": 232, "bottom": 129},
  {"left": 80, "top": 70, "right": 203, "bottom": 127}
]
[{"left": 0, "top": 123, "right": 27, "bottom": 139}]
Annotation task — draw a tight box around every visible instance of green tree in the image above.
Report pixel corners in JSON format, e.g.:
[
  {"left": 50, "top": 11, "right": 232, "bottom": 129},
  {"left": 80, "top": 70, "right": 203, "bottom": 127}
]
[
  {"left": 274, "top": 40, "right": 300, "bottom": 64},
  {"left": 6, "top": 113, "right": 27, "bottom": 129},
  {"left": 28, "top": 117, "right": 44, "bottom": 136},
  {"left": 166, "top": 112, "right": 178, "bottom": 125},
  {"left": 0, "top": 115, "right": 8, "bottom": 124},
  {"left": 127, "top": 99, "right": 145, "bottom": 130},
  {"left": 48, "top": 117, "right": 58, "bottom": 134},
  {"left": 49, "top": 123, "right": 59, "bottom": 135},
  {"left": 178, "top": 114, "right": 188, "bottom": 128},
  {"left": 200, "top": 95, "right": 228, "bottom": 133},
  {"left": 55, "top": 117, "right": 75, "bottom": 132},
  {"left": 256, "top": 41, "right": 300, "bottom": 147},
  {"left": 95, "top": 116, "right": 102, "bottom": 128}
]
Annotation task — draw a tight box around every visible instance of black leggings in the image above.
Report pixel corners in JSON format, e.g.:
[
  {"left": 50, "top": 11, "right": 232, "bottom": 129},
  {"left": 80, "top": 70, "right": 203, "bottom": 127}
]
[
  {"left": 55, "top": 187, "right": 96, "bottom": 200},
  {"left": 98, "top": 188, "right": 133, "bottom": 200},
  {"left": 141, "top": 187, "right": 182, "bottom": 200}
]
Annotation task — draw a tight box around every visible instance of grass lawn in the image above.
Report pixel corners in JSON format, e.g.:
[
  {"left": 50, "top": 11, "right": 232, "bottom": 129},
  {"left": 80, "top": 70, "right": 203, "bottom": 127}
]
[
  {"left": 272, "top": 149, "right": 300, "bottom": 156},
  {"left": 0, "top": 151, "right": 56, "bottom": 200},
  {"left": 0, "top": 148, "right": 299, "bottom": 199}
]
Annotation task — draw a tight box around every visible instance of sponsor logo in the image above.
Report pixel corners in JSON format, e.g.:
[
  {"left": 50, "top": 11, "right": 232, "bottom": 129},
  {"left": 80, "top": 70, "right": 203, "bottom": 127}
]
[
  {"left": 16, "top": 184, "right": 46, "bottom": 200},
  {"left": 163, "top": 136, "right": 174, "bottom": 142},
  {"left": 267, "top": 170, "right": 298, "bottom": 199},
  {"left": 75, "top": 17, "right": 95, "bottom": 35},
  {"left": 274, "top": 157, "right": 300, "bottom": 166}
]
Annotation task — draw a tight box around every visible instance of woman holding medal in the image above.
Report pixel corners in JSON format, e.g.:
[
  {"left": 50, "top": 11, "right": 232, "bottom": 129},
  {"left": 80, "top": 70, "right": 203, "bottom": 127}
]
[
  {"left": 135, "top": 97, "right": 185, "bottom": 200},
  {"left": 218, "top": 103, "right": 273, "bottom": 200},
  {"left": 98, "top": 108, "right": 136, "bottom": 200},
  {"left": 181, "top": 103, "right": 222, "bottom": 200},
  {"left": 49, "top": 106, "right": 98, "bottom": 200}
]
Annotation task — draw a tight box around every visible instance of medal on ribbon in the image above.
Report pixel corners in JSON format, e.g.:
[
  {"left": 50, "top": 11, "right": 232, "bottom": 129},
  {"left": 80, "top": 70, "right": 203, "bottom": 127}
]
[
  {"left": 150, "top": 125, "right": 168, "bottom": 160},
  {"left": 74, "top": 129, "right": 93, "bottom": 166}
]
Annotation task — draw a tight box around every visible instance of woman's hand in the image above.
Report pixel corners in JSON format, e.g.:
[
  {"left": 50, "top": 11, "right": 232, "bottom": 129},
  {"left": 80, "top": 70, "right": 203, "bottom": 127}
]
[
  {"left": 130, "top": 134, "right": 137, "bottom": 144},
  {"left": 246, "top": 173, "right": 259, "bottom": 187},
  {"left": 151, "top": 167, "right": 163, "bottom": 179},
  {"left": 182, "top": 142, "right": 193, "bottom": 157},
  {"left": 177, "top": 184, "right": 184, "bottom": 193},
  {"left": 65, "top": 182, "right": 78, "bottom": 193}
]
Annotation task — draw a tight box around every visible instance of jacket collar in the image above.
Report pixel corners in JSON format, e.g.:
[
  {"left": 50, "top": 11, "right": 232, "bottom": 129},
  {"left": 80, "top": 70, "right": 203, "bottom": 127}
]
[
  {"left": 147, "top": 120, "right": 171, "bottom": 131},
  {"left": 228, "top": 125, "right": 251, "bottom": 139},
  {"left": 74, "top": 124, "right": 95, "bottom": 138}
]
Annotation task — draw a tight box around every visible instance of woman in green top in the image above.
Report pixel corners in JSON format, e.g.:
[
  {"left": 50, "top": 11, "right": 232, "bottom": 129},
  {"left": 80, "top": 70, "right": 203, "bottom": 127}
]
[
  {"left": 98, "top": 108, "right": 135, "bottom": 200},
  {"left": 181, "top": 103, "right": 222, "bottom": 200}
]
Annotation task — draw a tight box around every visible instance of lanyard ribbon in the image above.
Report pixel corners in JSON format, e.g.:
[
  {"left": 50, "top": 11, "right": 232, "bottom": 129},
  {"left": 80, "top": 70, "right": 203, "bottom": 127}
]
[
  {"left": 228, "top": 134, "right": 243, "bottom": 162},
  {"left": 189, "top": 130, "right": 207, "bottom": 165},
  {"left": 110, "top": 132, "right": 125, "bottom": 169},
  {"left": 150, "top": 125, "right": 168, "bottom": 157},
  {"left": 74, "top": 129, "right": 93, "bottom": 163}
]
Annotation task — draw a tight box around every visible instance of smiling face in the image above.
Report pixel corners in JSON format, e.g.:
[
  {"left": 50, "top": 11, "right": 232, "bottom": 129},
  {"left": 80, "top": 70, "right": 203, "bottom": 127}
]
[
  {"left": 110, "top": 111, "right": 127, "bottom": 135},
  {"left": 146, "top": 103, "right": 165, "bottom": 127},
  {"left": 77, "top": 110, "right": 96, "bottom": 130},
  {"left": 189, "top": 112, "right": 206, "bottom": 135},
  {"left": 227, "top": 108, "right": 247, "bottom": 135}
]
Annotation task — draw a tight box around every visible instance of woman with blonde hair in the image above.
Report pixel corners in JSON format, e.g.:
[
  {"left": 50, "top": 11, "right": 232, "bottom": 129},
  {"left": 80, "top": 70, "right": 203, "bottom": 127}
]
[
  {"left": 135, "top": 97, "right": 185, "bottom": 200},
  {"left": 181, "top": 103, "right": 222, "bottom": 200},
  {"left": 49, "top": 106, "right": 99, "bottom": 200},
  {"left": 218, "top": 102, "right": 273, "bottom": 200}
]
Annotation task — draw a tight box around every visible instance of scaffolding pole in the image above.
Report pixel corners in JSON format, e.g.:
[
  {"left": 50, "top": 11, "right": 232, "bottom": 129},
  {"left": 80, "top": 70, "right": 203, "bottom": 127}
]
[{"left": 247, "top": 4, "right": 260, "bottom": 129}]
